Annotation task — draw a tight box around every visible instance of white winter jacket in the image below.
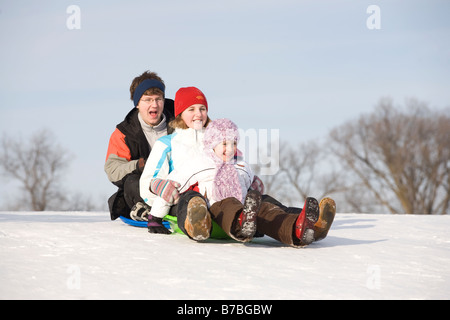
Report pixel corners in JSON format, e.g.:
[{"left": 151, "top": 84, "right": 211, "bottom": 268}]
[{"left": 139, "top": 128, "right": 254, "bottom": 218}]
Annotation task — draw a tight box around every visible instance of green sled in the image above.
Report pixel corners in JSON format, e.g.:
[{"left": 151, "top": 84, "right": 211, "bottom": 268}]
[{"left": 163, "top": 215, "right": 230, "bottom": 239}]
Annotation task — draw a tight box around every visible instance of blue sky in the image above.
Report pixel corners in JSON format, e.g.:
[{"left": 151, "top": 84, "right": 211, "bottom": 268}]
[{"left": 1, "top": 0, "right": 449, "bottom": 209}]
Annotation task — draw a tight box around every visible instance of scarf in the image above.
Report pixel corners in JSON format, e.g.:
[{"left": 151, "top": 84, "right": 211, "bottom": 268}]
[{"left": 208, "top": 142, "right": 243, "bottom": 203}]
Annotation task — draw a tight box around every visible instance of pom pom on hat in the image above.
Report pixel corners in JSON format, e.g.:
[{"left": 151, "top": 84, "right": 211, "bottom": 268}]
[{"left": 174, "top": 87, "right": 208, "bottom": 117}]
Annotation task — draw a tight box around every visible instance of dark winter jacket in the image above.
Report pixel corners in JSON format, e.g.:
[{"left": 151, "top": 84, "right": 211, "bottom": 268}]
[{"left": 105, "top": 99, "right": 174, "bottom": 220}]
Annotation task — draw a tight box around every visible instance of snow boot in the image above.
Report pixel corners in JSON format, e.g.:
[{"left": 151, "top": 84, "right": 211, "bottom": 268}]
[
  {"left": 294, "top": 197, "right": 319, "bottom": 246},
  {"left": 235, "top": 190, "right": 261, "bottom": 242},
  {"left": 130, "top": 202, "right": 150, "bottom": 221},
  {"left": 184, "top": 196, "right": 211, "bottom": 241},
  {"left": 313, "top": 197, "right": 336, "bottom": 241}
]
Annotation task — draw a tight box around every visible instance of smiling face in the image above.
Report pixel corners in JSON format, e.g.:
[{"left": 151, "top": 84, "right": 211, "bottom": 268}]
[
  {"left": 180, "top": 104, "right": 208, "bottom": 129},
  {"left": 213, "top": 140, "right": 237, "bottom": 162},
  {"left": 136, "top": 94, "right": 165, "bottom": 126}
]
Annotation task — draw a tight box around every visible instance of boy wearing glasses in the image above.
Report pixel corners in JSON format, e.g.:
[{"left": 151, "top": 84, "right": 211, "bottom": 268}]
[{"left": 105, "top": 71, "right": 175, "bottom": 222}]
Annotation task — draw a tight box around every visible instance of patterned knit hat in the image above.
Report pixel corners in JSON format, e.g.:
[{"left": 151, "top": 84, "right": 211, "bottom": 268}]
[
  {"left": 203, "top": 118, "right": 240, "bottom": 153},
  {"left": 174, "top": 87, "right": 208, "bottom": 117}
]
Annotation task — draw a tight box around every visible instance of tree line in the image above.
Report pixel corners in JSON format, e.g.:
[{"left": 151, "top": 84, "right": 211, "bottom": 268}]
[
  {"left": 1, "top": 98, "right": 449, "bottom": 214},
  {"left": 0, "top": 129, "right": 101, "bottom": 211},
  {"left": 256, "top": 98, "right": 449, "bottom": 214}
]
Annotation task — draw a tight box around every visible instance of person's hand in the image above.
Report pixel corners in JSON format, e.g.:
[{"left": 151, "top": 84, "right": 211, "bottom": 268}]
[
  {"left": 150, "top": 178, "right": 181, "bottom": 204},
  {"left": 250, "top": 175, "right": 265, "bottom": 195},
  {"left": 147, "top": 215, "right": 171, "bottom": 235},
  {"left": 136, "top": 157, "right": 146, "bottom": 174}
]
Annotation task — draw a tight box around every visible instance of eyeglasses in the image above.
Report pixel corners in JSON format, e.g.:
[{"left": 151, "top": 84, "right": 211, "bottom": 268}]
[{"left": 140, "top": 97, "right": 164, "bottom": 105}]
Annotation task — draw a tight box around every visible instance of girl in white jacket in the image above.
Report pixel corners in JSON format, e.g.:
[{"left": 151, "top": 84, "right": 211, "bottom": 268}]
[
  {"left": 140, "top": 87, "right": 260, "bottom": 241},
  {"left": 149, "top": 119, "right": 254, "bottom": 216},
  {"left": 140, "top": 86, "right": 324, "bottom": 246},
  {"left": 147, "top": 117, "right": 259, "bottom": 241}
]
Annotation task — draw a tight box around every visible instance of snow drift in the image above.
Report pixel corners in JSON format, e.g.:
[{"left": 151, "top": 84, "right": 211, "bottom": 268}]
[{"left": 1, "top": 211, "right": 449, "bottom": 300}]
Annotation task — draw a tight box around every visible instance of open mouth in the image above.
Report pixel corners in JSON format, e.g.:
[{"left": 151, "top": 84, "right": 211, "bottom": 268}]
[{"left": 193, "top": 120, "right": 203, "bottom": 130}]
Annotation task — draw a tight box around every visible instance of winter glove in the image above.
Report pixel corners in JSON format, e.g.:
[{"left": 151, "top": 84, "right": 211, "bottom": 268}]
[
  {"left": 150, "top": 178, "right": 181, "bottom": 204},
  {"left": 136, "top": 157, "right": 146, "bottom": 174},
  {"left": 147, "top": 214, "right": 172, "bottom": 235},
  {"left": 250, "top": 175, "right": 265, "bottom": 195}
]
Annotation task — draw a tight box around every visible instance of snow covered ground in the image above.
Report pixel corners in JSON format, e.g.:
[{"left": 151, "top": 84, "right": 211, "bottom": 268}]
[{"left": 1, "top": 211, "right": 449, "bottom": 300}]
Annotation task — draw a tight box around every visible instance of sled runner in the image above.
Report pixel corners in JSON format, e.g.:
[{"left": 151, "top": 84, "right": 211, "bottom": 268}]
[{"left": 119, "top": 216, "right": 171, "bottom": 229}]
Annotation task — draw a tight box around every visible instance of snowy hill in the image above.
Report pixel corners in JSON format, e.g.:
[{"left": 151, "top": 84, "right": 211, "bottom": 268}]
[{"left": 1, "top": 211, "right": 449, "bottom": 300}]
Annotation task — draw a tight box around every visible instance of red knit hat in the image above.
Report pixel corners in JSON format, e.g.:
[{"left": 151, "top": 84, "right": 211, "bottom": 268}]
[{"left": 174, "top": 87, "right": 208, "bottom": 117}]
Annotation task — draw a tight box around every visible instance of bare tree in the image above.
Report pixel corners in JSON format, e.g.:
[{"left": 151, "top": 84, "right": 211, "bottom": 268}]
[
  {"left": 0, "top": 129, "right": 71, "bottom": 211},
  {"left": 330, "top": 98, "right": 450, "bottom": 214},
  {"left": 277, "top": 140, "right": 347, "bottom": 205},
  {"left": 254, "top": 140, "right": 347, "bottom": 207},
  {"left": 251, "top": 142, "right": 291, "bottom": 205}
]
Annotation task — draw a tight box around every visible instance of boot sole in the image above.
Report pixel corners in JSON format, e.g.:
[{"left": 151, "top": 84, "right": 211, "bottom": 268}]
[
  {"left": 185, "top": 197, "right": 211, "bottom": 241},
  {"left": 238, "top": 190, "right": 261, "bottom": 240},
  {"left": 295, "top": 197, "right": 319, "bottom": 246},
  {"left": 314, "top": 198, "right": 336, "bottom": 241}
]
